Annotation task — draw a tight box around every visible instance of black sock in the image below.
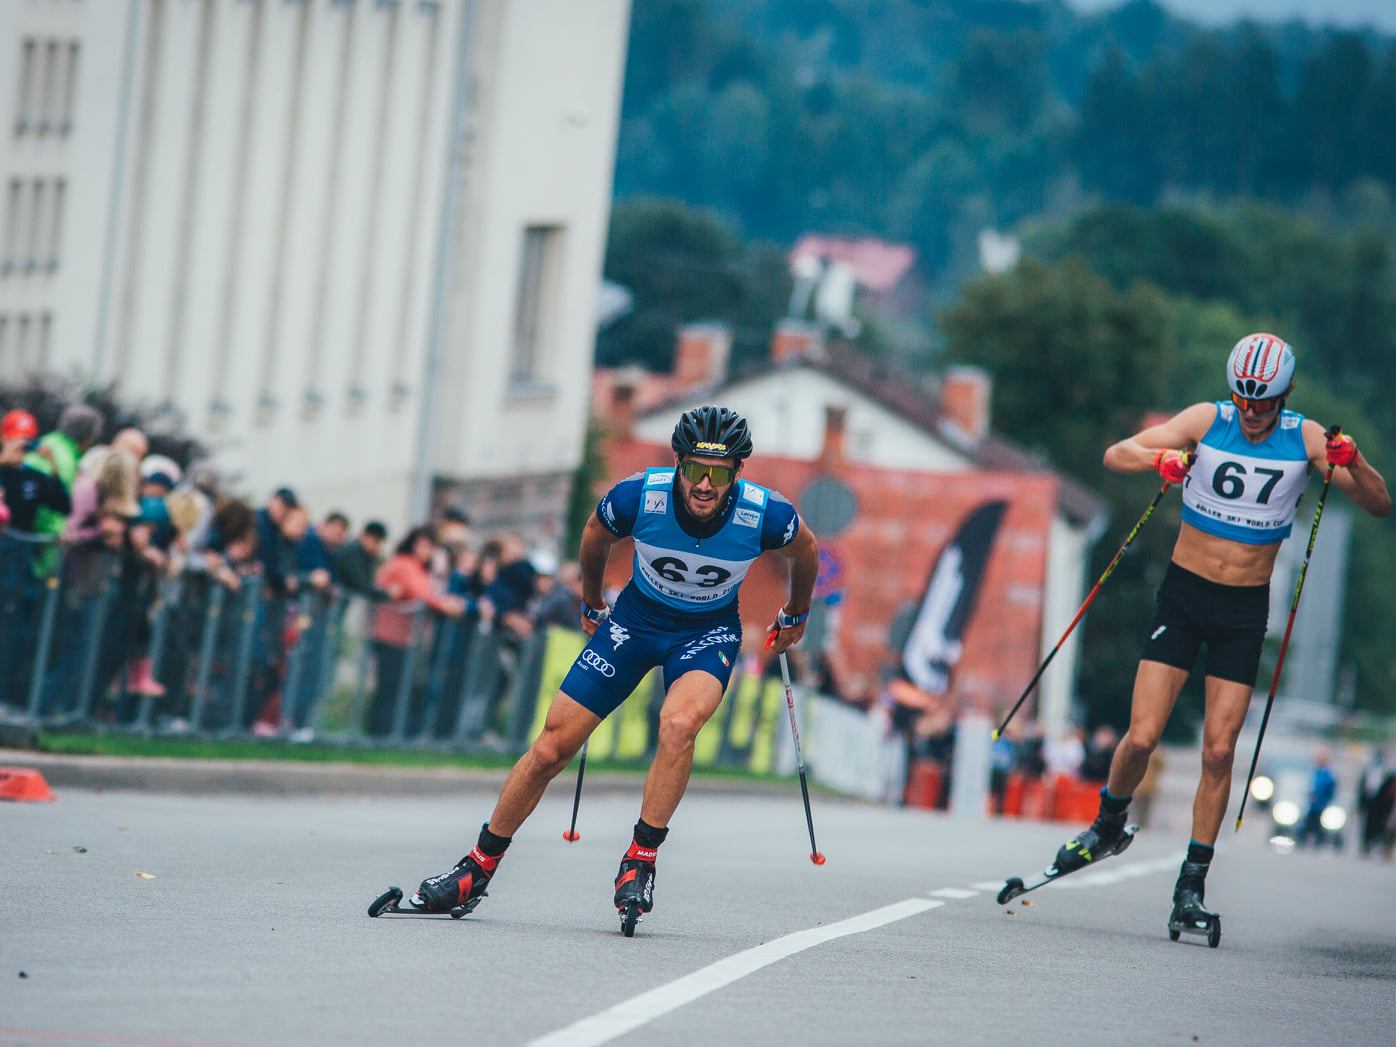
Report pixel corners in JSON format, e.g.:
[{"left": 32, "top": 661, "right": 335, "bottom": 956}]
[
  {"left": 1186, "top": 839, "right": 1214, "bottom": 867},
  {"left": 633, "top": 818, "right": 669, "bottom": 850},
  {"left": 477, "top": 823, "right": 512, "bottom": 858},
  {"left": 1099, "top": 787, "right": 1131, "bottom": 818}
]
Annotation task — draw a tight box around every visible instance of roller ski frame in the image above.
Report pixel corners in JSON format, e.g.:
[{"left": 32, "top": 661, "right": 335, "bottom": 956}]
[
  {"left": 366, "top": 885, "right": 482, "bottom": 920},
  {"left": 1168, "top": 863, "right": 1221, "bottom": 948},
  {"left": 618, "top": 900, "right": 642, "bottom": 937},
  {"left": 1168, "top": 906, "right": 1221, "bottom": 948},
  {"left": 997, "top": 825, "right": 1138, "bottom": 904}
]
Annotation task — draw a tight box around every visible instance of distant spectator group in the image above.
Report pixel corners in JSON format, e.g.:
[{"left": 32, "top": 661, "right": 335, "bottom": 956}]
[{"left": 0, "top": 401, "right": 580, "bottom": 740}]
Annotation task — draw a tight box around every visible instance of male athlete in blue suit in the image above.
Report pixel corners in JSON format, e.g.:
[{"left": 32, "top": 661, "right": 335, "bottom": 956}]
[
  {"left": 1043, "top": 334, "right": 1389, "bottom": 937},
  {"left": 410, "top": 406, "right": 820, "bottom": 925}
]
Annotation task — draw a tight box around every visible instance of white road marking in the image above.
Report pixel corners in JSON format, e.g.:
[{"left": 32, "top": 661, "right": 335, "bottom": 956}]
[
  {"left": 528, "top": 899, "right": 945, "bottom": 1047},
  {"left": 930, "top": 887, "right": 979, "bottom": 899},
  {"left": 970, "top": 880, "right": 1006, "bottom": 892},
  {"left": 1052, "top": 856, "right": 1178, "bottom": 890}
]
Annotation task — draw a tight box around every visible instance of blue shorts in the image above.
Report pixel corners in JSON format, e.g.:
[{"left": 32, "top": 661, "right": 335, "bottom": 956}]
[{"left": 560, "top": 585, "right": 743, "bottom": 719}]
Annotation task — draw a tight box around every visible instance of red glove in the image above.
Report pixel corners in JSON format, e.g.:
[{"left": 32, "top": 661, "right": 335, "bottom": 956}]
[
  {"left": 1153, "top": 449, "right": 1192, "bottom": 484},
  {"left": 1326, "top": 433, "right": 1358, "bottom": 468}
]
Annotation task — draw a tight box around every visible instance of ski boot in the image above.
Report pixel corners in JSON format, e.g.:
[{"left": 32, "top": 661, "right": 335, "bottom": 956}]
[
  {"left": 998, "top": 811, "right": 1136, "bottom": 903},
  {"left": 613, "top": 841, "right": 657, "bottom": 938},
  {"left": 1168, "top": 861, "right": 1221, "bottom": 948},
  {"left": 409, "top": 845, "right": 502, "bottom": 916},
  {"left": 1054, "top": 809, "right": 1132, "bottom": 875}
]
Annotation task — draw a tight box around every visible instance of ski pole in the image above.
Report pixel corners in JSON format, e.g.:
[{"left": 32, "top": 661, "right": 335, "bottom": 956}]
[
  {"left": 1236, "top": 428, "right": 1340, "bottom": 832},
  {"left": 777, "top": 651, "right": 826, "bottom": 865},
  {"left": 562, "top": 741, "right": 588, "bottom": 842},
  {"left": 993, "top": 458, "right": 1189, "bottom": 741}
]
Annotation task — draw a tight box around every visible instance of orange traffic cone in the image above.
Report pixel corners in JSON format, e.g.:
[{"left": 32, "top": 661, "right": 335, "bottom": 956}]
[{"left": 0, "top": 766, "right": 56, "bottom": 803}]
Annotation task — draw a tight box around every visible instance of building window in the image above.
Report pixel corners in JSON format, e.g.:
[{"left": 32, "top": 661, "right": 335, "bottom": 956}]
[
  {"left": 38, "top": 312, "right": 52, "bottom": 365},
  {"left": 0, "top": 316, "right": 8, "bottom": 368},
  {"left": 15, "top": 39, "right": 37, "bottom": 134},
  {"left": 39, "top": 40, "right": 60, "bottom": 135},
  {"left": 17, "top": 314, "right": 32, "bottom": 369},
  {"left": 27, "top": 180, "right": 47, "bottom": 272},
  {"left": 60, "top": 42, "right": 79, "bottom": 133},
  {"left": 510, "top": 225, "right": 562, "bottom": 389},
  {"left": 3, "top": 179, "right": 22, "bottom": 274},
  {"left": 48, "top": 179, "right": 66, "bottom": 271}
]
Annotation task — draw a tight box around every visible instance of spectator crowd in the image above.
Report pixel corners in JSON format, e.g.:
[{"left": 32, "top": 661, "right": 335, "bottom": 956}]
[{"left": 0, "top": 403, "right": 583, "bottom": 741}]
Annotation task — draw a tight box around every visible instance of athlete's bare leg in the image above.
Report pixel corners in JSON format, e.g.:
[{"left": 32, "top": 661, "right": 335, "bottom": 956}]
[
  {"left": 639, "top": 670, "right": 725, "bottom": 828},
  {"left": 1189, "top": 675, "right": 1253, "bottom": 846},
  {"left": 1107, "top": 660, "right": 1191, "bottom": 799},
  {"left": 487, "top": 692, "right": 599, "bottom": 837}
]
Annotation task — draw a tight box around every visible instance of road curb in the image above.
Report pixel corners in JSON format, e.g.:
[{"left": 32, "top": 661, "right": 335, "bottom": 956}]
[{"left": 0, "top": 748, "right": 824, "bottom": 800}]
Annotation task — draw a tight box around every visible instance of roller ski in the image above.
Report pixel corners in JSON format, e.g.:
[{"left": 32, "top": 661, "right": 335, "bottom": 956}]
[
  {"left": 366, "top": 845, "right": 501, "bottom": 920},
  {"left": 1167, "top": 861, "right": 1221, "bottom": 948},
  {"left": 613, "top": 841, "right": 657, "bottom": 938},
  {"left": 998, "top": 812, "right": 1137, "bottom": 904}
]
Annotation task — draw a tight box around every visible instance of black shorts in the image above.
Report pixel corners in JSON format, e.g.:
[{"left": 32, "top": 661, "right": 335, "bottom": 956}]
[{"left": 1140, "top": 562, "right": 1270, "bottom": 686}]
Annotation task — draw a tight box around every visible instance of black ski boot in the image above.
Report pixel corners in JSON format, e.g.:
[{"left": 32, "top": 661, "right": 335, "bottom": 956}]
[
  {"left": 613, "top": 840, "right": 657, "bottom": 937},
  {"left": 1168, "top": 861, "right": 1221, "bottom": 948},
  {"left": 1054, "top": 809, "right": 1130, "bottom": 875},
  {"left": 411, "top": 844, "right": 502, "bottom": 915}
]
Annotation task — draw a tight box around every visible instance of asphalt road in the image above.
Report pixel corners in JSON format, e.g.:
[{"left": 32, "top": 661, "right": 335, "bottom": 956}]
[{"left": 3, "top": 785, "right": 1393, "bottom": 1047}]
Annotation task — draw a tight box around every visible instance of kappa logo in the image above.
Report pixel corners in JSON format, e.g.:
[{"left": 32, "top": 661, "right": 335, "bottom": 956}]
[
  {"left": 608, "top": 622, "right": 630, "bottom": 648},
  {"left": 1151, "top": 625, "right": 1167, "bottom": 640},
  {"left": 734, "top": 507, "right": 760, "bottom": 528},
  {"left": 581, "top": 650, "right": 616, "bottom": 677},
  {"left": 644, "top": 490, "right": 669, "bottom": 514},
  {"left": 782, "top": 514, "right": 796, "bottom": 545},
  {"left": 740, "top": 485, "right": 766, "bottom": 507},
  {"left": 601, "top": 498, "right": 617, "bottom": 526},
  {"left": 646, "top": 471, "right": 674, "bottom": 487}
]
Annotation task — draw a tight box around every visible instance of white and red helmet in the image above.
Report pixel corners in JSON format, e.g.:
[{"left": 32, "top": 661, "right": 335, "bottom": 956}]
[{"left": 1227, "top": 333, "right": 1295, "bottom": 401}]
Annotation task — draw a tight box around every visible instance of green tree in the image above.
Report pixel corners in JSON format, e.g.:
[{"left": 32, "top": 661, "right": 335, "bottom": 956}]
[{"left": 597, "top": 199, "right": 791, "bottom": 373}]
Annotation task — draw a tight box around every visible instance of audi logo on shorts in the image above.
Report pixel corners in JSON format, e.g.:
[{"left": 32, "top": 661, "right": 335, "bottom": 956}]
[{"left": 581, "top": 650, "right": 616, "bottom": 677}]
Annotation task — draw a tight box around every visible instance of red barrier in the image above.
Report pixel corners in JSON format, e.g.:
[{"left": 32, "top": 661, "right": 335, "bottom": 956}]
[
  {"left": 997, "top": 773, "right": 1096, "bottom": 823},
  {"left": 904, "top": 759, "right": 944, "bottom": 810}
]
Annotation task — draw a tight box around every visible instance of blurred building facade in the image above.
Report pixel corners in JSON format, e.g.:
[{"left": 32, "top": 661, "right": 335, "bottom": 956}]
[
  {"left": 595, "top": 327, "right": 1107, "bottom": 734},
  {"left": 0, "top": 0, "right": 631, "bottom": 539}
]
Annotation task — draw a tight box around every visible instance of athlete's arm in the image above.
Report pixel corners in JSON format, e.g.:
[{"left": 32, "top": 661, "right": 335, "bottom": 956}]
[
  {"left": 1302, "top": 420, "right": 1392, "bottom": 518},
  {"left": 767, "top": 521, "right": 819, "bottom": 654},
  {"left": 577, "top": 514, "right": 623, "bottom": 635},
  {"left": 1102, "top": 402, "right": 1217, "bottom": 473}
]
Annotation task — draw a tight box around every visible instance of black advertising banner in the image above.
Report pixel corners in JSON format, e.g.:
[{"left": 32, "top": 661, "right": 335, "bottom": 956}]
[{"left": 901, "top": 500, "right": 1008, "bottom": 694}]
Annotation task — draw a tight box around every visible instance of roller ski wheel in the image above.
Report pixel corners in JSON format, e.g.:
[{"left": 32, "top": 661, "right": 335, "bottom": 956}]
[
  {"left": 996, "top": 825, "right": 1137, "bottom": 905},
  {"left": 1167, "top": 910, "right": 1221, "bottom": 948},
  {"left": 619, "top": 901, "right": 641, "bottom": 938},
  {"left": 366, "top": 885, "right": 473, "bottom": 920}
]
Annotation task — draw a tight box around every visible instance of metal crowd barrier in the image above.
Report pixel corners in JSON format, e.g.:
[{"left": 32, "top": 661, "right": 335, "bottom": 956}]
[
  {"left": 0, "top": 530, "right": 799, "bottom": 772},
  {"left": 0, "top": 530, "right": 546, "bottom": 752}
]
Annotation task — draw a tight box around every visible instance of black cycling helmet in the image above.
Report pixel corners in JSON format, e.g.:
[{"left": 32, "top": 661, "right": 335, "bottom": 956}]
[{"left": 671, "top": 405, "right": 754, "bottom": 461}]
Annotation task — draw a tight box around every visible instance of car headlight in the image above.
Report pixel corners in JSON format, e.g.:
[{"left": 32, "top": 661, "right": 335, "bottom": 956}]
[
  {"left": 1320, "top": 805, "right": 1347, "bottom": 832},
  {"left": 1250, "top": 776, "right": 1275, "bottom": 803},
  {"left": 1273, "top": 800, "right": 1301, "bottom": 827}
]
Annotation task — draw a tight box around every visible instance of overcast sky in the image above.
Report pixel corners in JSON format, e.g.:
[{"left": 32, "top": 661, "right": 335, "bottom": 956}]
[{"left": 1064, "top": 0, "right": 1396, "bottom": 34}]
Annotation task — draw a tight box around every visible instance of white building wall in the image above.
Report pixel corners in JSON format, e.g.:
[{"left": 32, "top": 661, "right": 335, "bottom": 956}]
[
  {"left": 1038, "top": 513, "right": 1092, "bottom": 736},
  {"left": 1, "top": 0, "right": 129, "bottom": 376},
  {"left": 433, "top": 0, "right": 632, "bottom": 486},
  {"left": 631, "top": 368, "right": 974, "bottom": 473},
  {"left": 2, "top": 0, "right": 628, "bottom": 537}
]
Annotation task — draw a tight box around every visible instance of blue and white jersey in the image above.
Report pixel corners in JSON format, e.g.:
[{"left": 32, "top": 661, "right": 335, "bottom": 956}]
[
  {"left": 596, "top": 468, "right": 800, "bottom": 613},
  {"left": 1181, "top": 402, "right": 1310, "bottom": 545}
]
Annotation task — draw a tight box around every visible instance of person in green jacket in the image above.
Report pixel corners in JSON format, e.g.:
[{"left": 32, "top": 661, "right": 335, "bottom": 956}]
[{"left": 24, "top": 404, "right": 104, "bottom": 539}]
